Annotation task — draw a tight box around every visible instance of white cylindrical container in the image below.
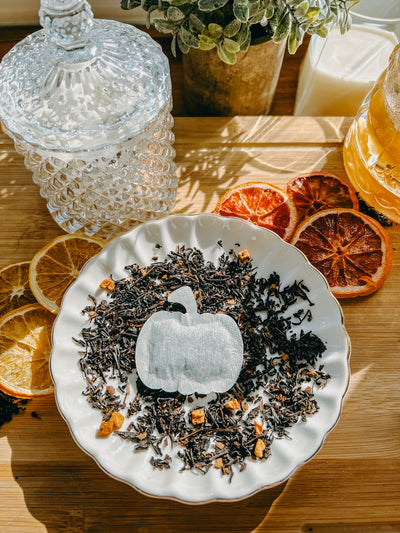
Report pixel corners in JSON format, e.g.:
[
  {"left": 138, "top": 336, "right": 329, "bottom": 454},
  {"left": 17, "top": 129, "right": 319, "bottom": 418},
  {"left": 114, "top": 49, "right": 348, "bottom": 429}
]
[{"left": 294, "top": 0, "right": 400, "bottom": 117}]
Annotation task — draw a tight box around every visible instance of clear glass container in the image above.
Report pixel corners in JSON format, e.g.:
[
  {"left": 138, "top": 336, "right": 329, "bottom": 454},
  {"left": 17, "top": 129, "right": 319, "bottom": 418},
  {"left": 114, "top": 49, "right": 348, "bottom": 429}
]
[
  {"left": 0, "top": 0, "right": 177, "bottom": 238},
  {"left": 343, "top": 43, "right": 400, "bottom": 223}
]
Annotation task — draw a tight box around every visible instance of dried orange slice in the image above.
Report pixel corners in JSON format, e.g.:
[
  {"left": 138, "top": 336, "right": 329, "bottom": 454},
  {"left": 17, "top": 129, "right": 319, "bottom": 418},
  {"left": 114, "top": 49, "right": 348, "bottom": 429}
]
[
  {"left": 0, "top": 262, "right": 36, "bottom": 316},
  {"left": 291, "top": 208, "right": 393, "bottom": 298},
  {"left": 0, "top": 304, "right": 55, "bottom": 398},
  {"left": 213, "top": 182, "right": 298, "bottom": 240},
  {"left": 29, "top": 234, "right": 105, "bottom": 314},
  {"left": 286, "top": 173, "right": 359, "bottom": 224}
]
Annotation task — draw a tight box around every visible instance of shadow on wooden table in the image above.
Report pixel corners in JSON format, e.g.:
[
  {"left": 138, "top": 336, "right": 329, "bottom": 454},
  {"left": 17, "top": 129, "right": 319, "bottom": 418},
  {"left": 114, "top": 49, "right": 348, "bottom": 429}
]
[
  {"left": 172, "top": 115, "right": 353, "bottom": 216},
  {"left": 6, "top": 397, "right": 286, "bottom": 533}
]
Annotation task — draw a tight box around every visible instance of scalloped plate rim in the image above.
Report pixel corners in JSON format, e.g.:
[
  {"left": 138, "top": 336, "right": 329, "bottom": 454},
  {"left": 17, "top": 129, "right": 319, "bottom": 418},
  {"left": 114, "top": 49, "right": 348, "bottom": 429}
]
[{"left": 50, "top": 213, "right": 351, "bottom": 504}]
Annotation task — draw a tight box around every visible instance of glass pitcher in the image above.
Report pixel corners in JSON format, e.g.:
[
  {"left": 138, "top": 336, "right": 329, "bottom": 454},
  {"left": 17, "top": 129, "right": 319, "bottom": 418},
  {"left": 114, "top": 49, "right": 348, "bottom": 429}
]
[{"left": 343, "top": 43, "right": 400, "bottom": 223}]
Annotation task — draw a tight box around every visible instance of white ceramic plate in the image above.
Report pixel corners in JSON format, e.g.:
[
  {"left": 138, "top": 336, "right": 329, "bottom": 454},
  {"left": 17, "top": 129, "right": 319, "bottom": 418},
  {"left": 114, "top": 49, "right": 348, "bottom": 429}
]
[{"left": 51, "top": 214, "right": 351, "bottom": 504}]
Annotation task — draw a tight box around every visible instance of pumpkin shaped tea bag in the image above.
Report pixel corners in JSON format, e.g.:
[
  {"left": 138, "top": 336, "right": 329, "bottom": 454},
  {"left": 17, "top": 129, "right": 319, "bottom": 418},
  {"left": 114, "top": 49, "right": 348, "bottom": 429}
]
[{"left": 135, "top": 286, "right": 244, "bottom": 395}]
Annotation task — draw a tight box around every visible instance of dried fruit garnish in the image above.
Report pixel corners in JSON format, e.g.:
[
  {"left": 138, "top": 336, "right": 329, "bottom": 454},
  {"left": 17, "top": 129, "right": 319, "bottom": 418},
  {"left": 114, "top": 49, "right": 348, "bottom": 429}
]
[
  {"left": 291, "top": 208, "right": 393, "bottom": 298},
  {"left": 214, "top": 182, "right": 298, "bottom": 241},
  {"left": 77, "top": 245, "right": 329, "bottom": 478}
]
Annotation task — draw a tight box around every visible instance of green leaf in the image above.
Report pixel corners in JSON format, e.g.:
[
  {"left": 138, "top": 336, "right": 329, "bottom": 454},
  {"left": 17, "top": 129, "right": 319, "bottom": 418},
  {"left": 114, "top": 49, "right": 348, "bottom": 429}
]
[
  {"left": 199, "top": 34, "right": 216, "bottom": 50},
  {"left": 237, "top": 24, "right": 250, "bottom": 45},
  {"left": 273, "top": 11, "right": 291, "bottom": 42},
  {"left": 179, "top": 25, "right": 201, "bottom": 47},
  {"left": 250, "top": 10, "right": 266, "bottom": 24},
  {"left": 177, "top": 33, "right": 190, "bottom": 54},
  {"left": 145, "top": 5, "right": 159, "bottom": 27},
  {"left": 197, "top": 0, "right": 230, "bottom": 12},
  {"left": 310, "top": 22, "right": 329, "bottom": 38},
  {"left": 153, "top": 18, "right": 178, "bottom": 34},
  {"left": 171, "top": 34, "right": 177, "bottom": 57},
  {"left": 223, "top": 37, "right": 240, "bottom": 53},
  {"left": 167, "top": 6, "right": 185, "bottom": 21},
  {"left": 248, "top": 0, "right": 260, "bottom": 17},
  {"left": 189, "top": 13, "right": 205, "bottom": 32},
  {"left": 223, "top": 18, "right": 241, "bottom": 37},
  {"left": 200, "top": 32, "right": 215, "bottom": 43},
  {"left": 217, "top": 45, "right": 237, "bottom": 64},
  {"left": 239, "top": 30, "right": 251, "bottom": 52},
  {"left": 233, "top": 0, "right": 250, "bottom": 23},
  {"left": 208, "top": 23, "right": 223, "bottom": 38},
  {"left": 288, "top": 22, "right": 304, "bottom": 54},
  {"left": 264, "top": 7, "right": 274, "bottom": 19},
  {"left": 338, "top": 9, "right": 352, "bottom": 33},
  {"left": 294, "top": 0, "right": 308, "bottom": 17},
  {"left": 268, "top": 4, "right": 286, "bottom": 28},
  {"left": 304, "top": 6, "right": 320, "bottom": 23}
]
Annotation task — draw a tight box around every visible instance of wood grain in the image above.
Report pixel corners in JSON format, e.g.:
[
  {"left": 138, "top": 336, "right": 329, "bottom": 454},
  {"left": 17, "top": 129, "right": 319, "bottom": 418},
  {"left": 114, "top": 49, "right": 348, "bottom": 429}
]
[{"left": 0, "top": 116, "right": 399, "bottom": 532}]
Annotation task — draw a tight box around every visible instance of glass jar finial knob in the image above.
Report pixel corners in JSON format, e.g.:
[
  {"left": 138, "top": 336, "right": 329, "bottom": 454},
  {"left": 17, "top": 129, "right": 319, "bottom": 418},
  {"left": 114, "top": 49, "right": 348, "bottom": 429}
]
[{"left": 39, "top": 0, "right": 93, "bottom": 51}]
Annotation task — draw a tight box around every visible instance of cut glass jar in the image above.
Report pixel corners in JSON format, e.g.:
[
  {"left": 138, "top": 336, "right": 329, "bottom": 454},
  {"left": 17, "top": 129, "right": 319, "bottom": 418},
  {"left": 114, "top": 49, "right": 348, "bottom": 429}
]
[{"left": 0, "top": 0, "right": 177, "bottom": 238}]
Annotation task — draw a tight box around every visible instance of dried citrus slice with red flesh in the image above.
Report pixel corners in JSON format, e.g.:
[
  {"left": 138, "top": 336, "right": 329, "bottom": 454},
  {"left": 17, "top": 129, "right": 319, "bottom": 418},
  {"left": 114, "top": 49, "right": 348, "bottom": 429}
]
[
  {"left": 0, "top": 261, "right": 36, "bottom": 316},
  {"left": 286, "top": 173, "right": 359, "bottom": 224},
  {"left": 213, "top": 181, "right": 298, "bottom": 240},
  {"left": 291, "top": 208, "right": 393, "bottom": 298},
  {"left": 0, "top": 303, "right": 55, "bottom": 398}
]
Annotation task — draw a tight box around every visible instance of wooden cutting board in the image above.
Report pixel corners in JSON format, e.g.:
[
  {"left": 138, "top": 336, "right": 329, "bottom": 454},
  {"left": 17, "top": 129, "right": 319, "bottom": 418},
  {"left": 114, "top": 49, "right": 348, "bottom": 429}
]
[{"left": 0, "top": 116, "right": 399, "bottom": 533}]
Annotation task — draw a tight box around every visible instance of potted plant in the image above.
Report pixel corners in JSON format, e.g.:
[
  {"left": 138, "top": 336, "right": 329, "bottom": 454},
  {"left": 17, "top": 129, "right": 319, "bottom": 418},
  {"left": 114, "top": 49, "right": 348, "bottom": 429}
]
[{"left": 121, "top": 0, "right": 356, "bottom": 115}]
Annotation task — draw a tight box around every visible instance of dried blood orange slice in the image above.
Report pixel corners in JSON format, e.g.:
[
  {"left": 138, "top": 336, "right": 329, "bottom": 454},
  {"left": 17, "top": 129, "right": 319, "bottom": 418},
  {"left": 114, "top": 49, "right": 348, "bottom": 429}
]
[
  {"left": 291, "top": 208, "right": 393, "bottom": 298},
  {"left": 213, "top": 182, "right": 298, "bottom": 241},
  {"left": 286, "top": 173, "right": 359, "bottom": 224}
]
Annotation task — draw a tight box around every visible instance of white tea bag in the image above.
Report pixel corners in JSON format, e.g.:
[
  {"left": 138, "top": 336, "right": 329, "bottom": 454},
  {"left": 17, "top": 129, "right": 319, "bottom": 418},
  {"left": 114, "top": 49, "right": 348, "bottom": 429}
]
[{"left": 135, "top": 286, "right": 243, "bottom": 395}]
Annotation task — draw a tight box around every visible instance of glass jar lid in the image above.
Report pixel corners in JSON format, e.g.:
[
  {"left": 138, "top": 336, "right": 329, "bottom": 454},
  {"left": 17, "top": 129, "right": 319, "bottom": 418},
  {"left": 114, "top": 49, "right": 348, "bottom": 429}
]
[{"left": 0, "top": 0, "right": 171, "bottom": 151}]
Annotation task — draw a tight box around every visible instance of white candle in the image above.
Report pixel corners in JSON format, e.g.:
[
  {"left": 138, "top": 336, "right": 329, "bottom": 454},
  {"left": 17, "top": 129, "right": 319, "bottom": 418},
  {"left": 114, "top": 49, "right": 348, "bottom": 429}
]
[{"left": 294, "top": 25, "right": 398, "bottom": 117}]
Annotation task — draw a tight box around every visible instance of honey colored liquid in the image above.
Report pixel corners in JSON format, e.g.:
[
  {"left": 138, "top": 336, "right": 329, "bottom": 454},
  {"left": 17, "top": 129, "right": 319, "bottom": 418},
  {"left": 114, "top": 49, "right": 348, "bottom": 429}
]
[{"left": 343, "top": 72, "right": 400, "bottom": 223}]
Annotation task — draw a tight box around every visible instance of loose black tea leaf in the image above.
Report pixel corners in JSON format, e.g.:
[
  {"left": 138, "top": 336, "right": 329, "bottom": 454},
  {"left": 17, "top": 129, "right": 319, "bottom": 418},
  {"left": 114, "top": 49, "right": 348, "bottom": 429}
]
[
  {"left": 0, "top": 391, "right": 29, "bottom": 428},
  {"left": 357, "top": 194, "right": 392, "bottom": 227},
  {"left": 78, "top": 245, "right": 330, "bottom": 478}
]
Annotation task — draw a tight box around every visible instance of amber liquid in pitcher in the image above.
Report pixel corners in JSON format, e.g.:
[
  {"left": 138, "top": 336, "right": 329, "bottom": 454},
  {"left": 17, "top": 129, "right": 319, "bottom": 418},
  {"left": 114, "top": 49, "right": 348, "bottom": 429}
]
[{"left": 344, "top": 46, "right": 400, "bottom": 223}]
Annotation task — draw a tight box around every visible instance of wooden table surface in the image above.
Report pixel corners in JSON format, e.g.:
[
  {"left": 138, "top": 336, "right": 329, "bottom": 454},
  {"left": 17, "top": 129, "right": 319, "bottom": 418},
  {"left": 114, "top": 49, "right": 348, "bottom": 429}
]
[
  {"left": 1, "top": 116, "right": 400, "bottom": 532},
  {"left": 1, "top": 26, "right": 400, "bottom": 533}
]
